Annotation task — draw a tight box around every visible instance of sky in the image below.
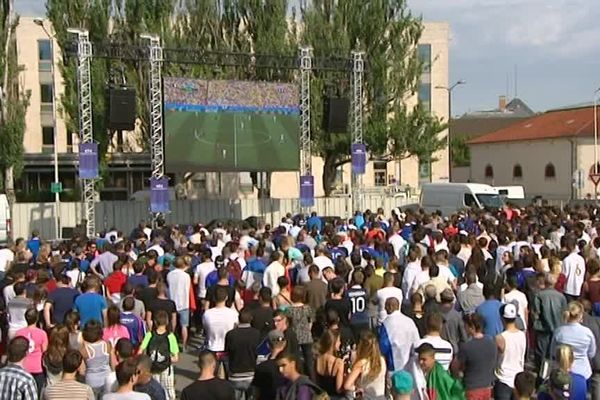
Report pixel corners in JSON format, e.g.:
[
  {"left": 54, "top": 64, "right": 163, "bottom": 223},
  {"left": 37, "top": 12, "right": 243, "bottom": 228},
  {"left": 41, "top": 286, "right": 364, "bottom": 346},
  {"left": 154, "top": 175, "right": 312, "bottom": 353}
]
[{"left": 17, "top": 0, "right": 600, "bottom": 115}]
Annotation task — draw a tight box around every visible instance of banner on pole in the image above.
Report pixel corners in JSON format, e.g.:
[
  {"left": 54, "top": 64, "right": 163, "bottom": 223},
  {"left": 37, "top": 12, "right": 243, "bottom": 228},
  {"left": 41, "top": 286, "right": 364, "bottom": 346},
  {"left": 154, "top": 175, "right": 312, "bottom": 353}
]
[
  {"left": 78, "top": 143, "right": 99, "bottom": 179},
  {"left": 150, "top": 177, "right": 170, "bottom": 213},
  {"left": 299, "top": 175, "right": 315, "bottom": 208},
  {"left": 351, "top": 143, "right": 366, "bottom": 175}
]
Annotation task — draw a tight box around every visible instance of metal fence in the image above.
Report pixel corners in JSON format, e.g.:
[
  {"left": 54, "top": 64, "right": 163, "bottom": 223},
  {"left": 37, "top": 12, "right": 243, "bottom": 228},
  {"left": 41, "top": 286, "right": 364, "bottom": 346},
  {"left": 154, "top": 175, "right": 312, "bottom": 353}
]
[{"left": 11, "top": 196, "right": 416, "bottom": 239}]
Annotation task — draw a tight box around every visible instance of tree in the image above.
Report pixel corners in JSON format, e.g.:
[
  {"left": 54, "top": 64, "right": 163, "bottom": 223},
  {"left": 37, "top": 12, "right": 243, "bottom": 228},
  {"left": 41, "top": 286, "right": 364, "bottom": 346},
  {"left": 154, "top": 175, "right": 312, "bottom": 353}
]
[
  {"left": 0, "top": 0, "right": 28, "bottom": 201},
  {"left": 450, "top": 135, "right": 470, "bottom": 167},
  {"left": 301, "top": 0, "right": 447, "bottom": 195}
]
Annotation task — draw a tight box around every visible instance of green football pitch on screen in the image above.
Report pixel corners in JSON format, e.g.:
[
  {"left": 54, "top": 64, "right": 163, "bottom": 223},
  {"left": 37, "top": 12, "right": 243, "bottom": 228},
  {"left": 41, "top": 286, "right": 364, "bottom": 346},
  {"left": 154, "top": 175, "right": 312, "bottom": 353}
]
[{"left": 165, "top": 109, "right": 300, "bottom": 172}]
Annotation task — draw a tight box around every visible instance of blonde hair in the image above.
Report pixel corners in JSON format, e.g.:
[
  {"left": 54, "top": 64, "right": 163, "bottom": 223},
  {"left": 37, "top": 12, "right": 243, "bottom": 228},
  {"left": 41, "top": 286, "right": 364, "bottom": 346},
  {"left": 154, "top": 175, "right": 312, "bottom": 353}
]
[
  {"left": 549, "top": 257, "right": 562, "bottom": 275},
  {"left": 563, "top": 301, "right": 584, "bottom": 323},
  {"left": 355, "top": 331, "right": 383, "bottom": 383},
  {"left": 556, "top": 344, "right": 574, "bottom": 372}
]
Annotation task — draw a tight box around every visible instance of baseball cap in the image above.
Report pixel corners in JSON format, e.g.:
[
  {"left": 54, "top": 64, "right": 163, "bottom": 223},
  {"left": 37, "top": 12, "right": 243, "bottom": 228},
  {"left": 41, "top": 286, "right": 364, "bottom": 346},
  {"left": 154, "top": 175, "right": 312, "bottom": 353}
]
[
  {"left": 267, "top": 330, "right": 286, "bottom": 344},
  {"left": 548, "top": 369, "right": 571, "bottom": 399},
  {"left": 391, "top": 370, "right": 414, "bottom": 395},
  {"left": 502, "top": 303, "right": 517, "bottom": 319}
]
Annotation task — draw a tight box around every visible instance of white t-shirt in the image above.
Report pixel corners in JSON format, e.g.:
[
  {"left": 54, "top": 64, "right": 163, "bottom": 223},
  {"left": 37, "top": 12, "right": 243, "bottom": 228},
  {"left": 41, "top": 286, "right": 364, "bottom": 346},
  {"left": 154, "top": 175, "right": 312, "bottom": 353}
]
[
  {"left": 563, "top": 251, "right": 586, "bottom": 296},
  {"left": 263, "top": 261, "right": 285, "bottom": 296},
  {"left": 438, "top": 264, "right": 456, "bottom": 284},
  {"left": 415, "top": 335, "right": 453, "bottom": 370},
  {"left": 103, "top": 391, "right": 151, "bottom": 400},
  {"left": 147, "top": 244, "right": 164, "bottom": 257},
  {"left": 376, "top": 286, "right": 403, "bottom": 324},
  {"left": 202, "top": 306, "right": 238, "bottom": 352},
  {"left": 496, "top": 330, "right": 526, "bottom": 388},
  {"left": 195, "top": 261, "right": 216, "bottom": 298},
  {"left": 313, "top": 255, "right": 334, "bottom": 273},
  {"left": 167, "top": 268, "right": 191, "bottom": 311},
  {"left": 504, "top": 289, "right": 528, "bottom": 330},
  {"left": 411, "top": 270, "right": 431, "bottom": 295},
  {"left": 0, "top": 248, "right": 14, "bottom": 272},
  {"left": 388, "top": 234, "right": 406, "bottom": 259}
]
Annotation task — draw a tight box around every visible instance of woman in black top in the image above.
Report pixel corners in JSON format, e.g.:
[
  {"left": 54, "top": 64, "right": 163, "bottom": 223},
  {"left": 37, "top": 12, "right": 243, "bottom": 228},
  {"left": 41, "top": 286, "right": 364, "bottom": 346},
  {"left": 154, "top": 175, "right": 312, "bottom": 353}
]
[{"left": 315, "top": 329, "right": 345, "bottom": 398}]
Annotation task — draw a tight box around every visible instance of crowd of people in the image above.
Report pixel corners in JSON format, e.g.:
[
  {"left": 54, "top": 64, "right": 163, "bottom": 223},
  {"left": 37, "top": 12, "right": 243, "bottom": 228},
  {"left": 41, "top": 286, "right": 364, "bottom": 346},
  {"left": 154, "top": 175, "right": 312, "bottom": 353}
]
[{"left": 0, "top": 204, "right": 599, "bottom": 400}]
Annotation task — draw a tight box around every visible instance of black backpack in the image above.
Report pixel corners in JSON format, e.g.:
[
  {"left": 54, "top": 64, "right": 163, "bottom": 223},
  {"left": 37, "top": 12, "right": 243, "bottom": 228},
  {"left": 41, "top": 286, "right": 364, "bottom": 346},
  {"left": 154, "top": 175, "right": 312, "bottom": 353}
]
[{"left": 146, "top": 331, "right": 172, "bottom": 373}]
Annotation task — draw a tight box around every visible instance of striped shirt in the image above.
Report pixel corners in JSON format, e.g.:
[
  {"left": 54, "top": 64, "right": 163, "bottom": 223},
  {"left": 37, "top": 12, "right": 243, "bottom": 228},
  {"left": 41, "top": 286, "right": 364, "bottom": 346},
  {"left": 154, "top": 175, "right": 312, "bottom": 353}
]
[
  {"left": 43, "top": 379, "right": 95, "bottom": 400},
  {"left": 0, "top": 364, "right": 37, "bottom": 400}
]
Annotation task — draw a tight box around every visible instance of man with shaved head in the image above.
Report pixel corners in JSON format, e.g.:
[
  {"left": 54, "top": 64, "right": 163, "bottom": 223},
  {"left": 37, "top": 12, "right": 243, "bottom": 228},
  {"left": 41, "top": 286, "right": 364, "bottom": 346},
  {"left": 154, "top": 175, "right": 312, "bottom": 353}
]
[{"left": 378, "top": 297, "right": 420, "bottom": 373}]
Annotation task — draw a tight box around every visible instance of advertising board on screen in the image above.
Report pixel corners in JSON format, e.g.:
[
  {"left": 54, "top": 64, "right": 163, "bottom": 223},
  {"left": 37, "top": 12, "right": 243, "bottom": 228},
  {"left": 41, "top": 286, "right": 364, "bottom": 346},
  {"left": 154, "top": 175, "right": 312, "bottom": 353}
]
[{"left": 164, "top": 77, "right": 300, "bottom": 172}]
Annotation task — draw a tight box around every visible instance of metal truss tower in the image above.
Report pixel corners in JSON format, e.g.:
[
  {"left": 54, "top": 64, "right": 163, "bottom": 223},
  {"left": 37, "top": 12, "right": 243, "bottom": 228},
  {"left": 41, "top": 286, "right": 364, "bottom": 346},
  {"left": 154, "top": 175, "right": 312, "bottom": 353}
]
[
  {"left": 351, "top": 50, "right": 365, "bottom": 212},
  {"left": 69, "top": 29, "right": 95, "bottom": 237},
  {"left": 299, "top": 46, "right": 313, "bottom": 178},
  {"left": 141, "top": 34, "right": 165, "bottom": 180}
]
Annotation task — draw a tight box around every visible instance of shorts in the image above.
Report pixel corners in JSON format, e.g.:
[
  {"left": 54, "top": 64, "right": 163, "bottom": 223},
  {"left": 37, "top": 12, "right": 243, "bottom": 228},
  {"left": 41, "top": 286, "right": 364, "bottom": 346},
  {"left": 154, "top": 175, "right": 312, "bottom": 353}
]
[{"left": 178, "top": 309, "right": 190, "bottom": 327}]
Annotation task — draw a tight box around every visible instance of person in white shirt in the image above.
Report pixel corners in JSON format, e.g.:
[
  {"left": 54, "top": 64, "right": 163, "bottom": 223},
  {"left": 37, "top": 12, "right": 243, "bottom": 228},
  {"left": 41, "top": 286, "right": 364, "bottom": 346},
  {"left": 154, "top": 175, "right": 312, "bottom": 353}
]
[
  {"left": 401, "top": 248, "right": 421, "bottom": 304},
  {"left": 263, "top": 251, "right": 286, "bottom": 296},
  {"left": 147, "top": 238, "right": 165, "bottom": 257},
  {"left": 562, "top": 237, "right": 586, "bottom": 301},
  {"left": 313, "top": 245, "right": 334, "bottom": 274},
  {"left": 411, "top": 256, "right": 435, "bottom": 298},
  {"left": 202, "top": 286, "right": 239, "bottom": 353},
  {"left": 388, "top": 226, "right": 406, "bottom": 259},
  {"left": 415, "top": 312, "right": 454, "bottom": 370},
  {"left": 379, "top": 297, "right": 420, "bottom": 372},
  {"left": 376, "top": 272, "right": 403, "bottom": 325},
  {"left": 433, "top": 250, "right": 457, "bottom": 288},
  {"left": 503, "top": 275, "right": 528, "bottom": 331},
  {"left": 0, "top": 245, "right": 14, "bottom": 279},
  {"left": 193, "top": 251, "right": 216, "bottom": 300},
  {"left": 167, "top": 256, "right": 191, "bottom": 349}
]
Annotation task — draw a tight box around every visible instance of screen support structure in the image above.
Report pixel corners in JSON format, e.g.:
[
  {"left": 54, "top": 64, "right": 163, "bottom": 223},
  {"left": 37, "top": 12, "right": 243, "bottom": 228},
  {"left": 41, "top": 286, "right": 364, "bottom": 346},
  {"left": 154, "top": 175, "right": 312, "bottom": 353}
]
[
  {"left": 299, "top": 46, "right": 313, "bottom": 211},
  {"left": 68, "top": 29, "right": 95, "bottom": 237},
  {"left": 351, "top": 50, "right": 365, "bottom": 213},
  {"left": 141, "top": 34, "right": 165, "bottom": 225}
]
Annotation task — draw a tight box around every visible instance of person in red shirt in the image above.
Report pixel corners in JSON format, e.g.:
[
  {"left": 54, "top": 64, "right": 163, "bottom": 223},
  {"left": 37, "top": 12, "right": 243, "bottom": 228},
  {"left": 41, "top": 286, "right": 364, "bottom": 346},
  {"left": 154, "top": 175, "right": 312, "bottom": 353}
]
[{"left": 105, "top": 260, "right": 128, "bottom": 303}]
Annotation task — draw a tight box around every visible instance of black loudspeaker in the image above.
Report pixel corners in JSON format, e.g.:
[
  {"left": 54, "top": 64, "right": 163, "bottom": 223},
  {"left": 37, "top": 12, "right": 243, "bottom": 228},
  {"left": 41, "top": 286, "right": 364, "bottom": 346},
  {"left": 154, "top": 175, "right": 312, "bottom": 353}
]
[
  {"left": 108, "top": 87, "right": 136, "bottom": 131},
  {"left": 323, "top": 97, "right": 350, "bottom": 133}
]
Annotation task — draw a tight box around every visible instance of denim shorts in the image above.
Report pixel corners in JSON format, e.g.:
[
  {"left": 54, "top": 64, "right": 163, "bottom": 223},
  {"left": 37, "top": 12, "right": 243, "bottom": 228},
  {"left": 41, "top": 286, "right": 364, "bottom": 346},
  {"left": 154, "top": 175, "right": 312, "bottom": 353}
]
[{"left": 178, "top": 309, "right": 190, "bottom": 327}]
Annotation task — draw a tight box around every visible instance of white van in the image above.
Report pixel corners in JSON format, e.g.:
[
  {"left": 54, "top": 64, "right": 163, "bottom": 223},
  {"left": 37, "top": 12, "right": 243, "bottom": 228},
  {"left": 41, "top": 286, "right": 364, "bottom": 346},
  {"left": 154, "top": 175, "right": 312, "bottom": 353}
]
[
  {"left": 0, "top": 194, "right": 11, "bottom": 245},
  {"left": 420, "top": 183, "right": 503, "bottom": 215},
  {"left": 495, "top": 185, "right": 525, "bottom": 200}
]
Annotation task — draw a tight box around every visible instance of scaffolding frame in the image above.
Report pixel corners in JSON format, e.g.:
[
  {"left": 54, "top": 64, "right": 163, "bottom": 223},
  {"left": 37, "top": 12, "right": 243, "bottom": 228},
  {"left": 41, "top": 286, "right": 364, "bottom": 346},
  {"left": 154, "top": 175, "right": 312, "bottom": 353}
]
[
  {"left": 351, "top": 51, "right": 365, "bottom": 213},
  {"left": 68, "top": 29, "right": 95, "bottom": 237}
]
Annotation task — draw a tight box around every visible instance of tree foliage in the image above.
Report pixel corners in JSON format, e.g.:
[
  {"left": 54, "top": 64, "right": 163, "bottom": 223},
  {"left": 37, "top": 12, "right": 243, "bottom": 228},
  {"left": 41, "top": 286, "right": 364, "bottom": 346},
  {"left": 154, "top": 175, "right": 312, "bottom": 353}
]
[
  {"left": 302, "top": 0, "right": 447, "bottom": 194},
  {"left": 0, "top": 2, "right": 28, "bottom": 194},
  {"left": 450, "top": 135, "right": 470, "bottom": 167}
]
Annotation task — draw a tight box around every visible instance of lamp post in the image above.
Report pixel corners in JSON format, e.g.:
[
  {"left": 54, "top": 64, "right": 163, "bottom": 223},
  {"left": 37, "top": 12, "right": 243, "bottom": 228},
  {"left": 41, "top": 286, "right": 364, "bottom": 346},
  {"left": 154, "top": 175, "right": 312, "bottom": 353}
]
[
  {"left": 34, "top": 18, "right": 60, "bottom": 239},
  {"left": 435, "top": 79, "right": 466, "bottom": 182},
  {"left": 594, "top": 88, "right": 600, "bottom": 199}
]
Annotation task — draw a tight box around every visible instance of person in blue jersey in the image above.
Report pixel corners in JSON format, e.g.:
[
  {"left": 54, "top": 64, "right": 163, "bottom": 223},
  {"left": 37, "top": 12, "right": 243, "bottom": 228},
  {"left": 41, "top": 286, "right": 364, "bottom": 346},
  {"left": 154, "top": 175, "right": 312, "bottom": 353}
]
[
  {"left": 307, "top": 212, "right": 322, "bottom": 234},
  {"left": 27, "top": 230, "right": 41, "bottom": 260},
  {"left": 347, "top": 269, "right": 370, "bottom": 340}
]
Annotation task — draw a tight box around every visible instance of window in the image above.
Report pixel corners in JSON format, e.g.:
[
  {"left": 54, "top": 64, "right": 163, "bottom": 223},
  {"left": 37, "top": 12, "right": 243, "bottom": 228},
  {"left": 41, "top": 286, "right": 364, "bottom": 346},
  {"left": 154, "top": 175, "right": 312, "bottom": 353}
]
[
  {"left": 374, "top": 162, "right": 387, "bottom": 187},
  {"left": 66, "top": 132, "right": 73, "bottom": 152},
  {"left": 40, "top": 84, "right": 53, "bottom": 103},
  {"left": 545, "top": 163, "right": 556, "bottom": 179},
  {"left": 418, "top": 83, "right": 431, "bottom": 112},
  {"left": 464, "top": 193, "right": 477, "bottom": 207},
  {"left": 418, "top": 44, "right": 432, "bottom": 73},
  {"left": 513, "top": 164, "right": 523, "bottom": 179},
  {"left": 484, "top": 165, "right": 494, "bottom": 179},
  {"left": 42, "top": 126, "right": 54, "bottom": 153},
  {"left": 38, "top": 40, "right": 52, "bottom": 61}
]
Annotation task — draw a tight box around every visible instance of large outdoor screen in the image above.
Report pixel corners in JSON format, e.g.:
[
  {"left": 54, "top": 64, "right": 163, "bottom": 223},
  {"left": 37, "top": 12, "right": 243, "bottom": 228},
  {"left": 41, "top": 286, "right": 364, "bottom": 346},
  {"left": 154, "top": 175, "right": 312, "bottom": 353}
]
[{"left": 164, "top": 77, "right": 300, "bottom": 172}]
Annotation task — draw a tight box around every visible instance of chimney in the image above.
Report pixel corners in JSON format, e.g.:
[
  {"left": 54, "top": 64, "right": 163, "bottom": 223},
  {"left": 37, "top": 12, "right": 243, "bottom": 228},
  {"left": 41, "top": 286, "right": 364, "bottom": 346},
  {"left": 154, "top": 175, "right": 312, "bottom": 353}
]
[{"left": 499, "top": 95, "right": 507, "bottom": 112}]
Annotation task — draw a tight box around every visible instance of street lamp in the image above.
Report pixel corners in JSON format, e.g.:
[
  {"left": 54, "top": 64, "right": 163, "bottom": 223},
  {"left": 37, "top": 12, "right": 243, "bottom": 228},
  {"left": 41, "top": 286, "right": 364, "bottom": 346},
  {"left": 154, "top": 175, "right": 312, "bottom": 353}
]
[
  {"left": 593, "top": 87, "right": 600, "bottom": 198},
  {"left": 436, "top": 79, "right": 466, "bottom": 182},
  {"left": 34, "top": 17, "right": 60, "bottom": 239}
]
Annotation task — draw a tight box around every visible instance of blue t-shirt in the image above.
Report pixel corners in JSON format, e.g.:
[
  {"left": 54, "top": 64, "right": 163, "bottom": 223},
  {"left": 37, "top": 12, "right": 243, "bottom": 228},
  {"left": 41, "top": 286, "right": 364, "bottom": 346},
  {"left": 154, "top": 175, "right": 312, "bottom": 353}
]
[
  {"left": 120, "top": 312, "right": 145, "bottom": 346},
  {"left": 307, "top": 216, "right": 322, "bottom": 233},
  {"left": 74, "top": 292, "right": 107, "bottom": 327},
  {"left": 128, "top": 274, "right": 149, "bottom": 289},
  {"left": 47, "top": 287, "right": 79, "bottom": 324},
  {"left": 476, "top": 299, "right": 504, "bottom": 338},
  {"left": 79, "top": 259, "right": 91, "bottom": 273},
  {"left": 27, "top": 238, "right": 41, "bottom": 259},
  {"left": 537, "top": 372, "right": 587, "bottom": 400}
]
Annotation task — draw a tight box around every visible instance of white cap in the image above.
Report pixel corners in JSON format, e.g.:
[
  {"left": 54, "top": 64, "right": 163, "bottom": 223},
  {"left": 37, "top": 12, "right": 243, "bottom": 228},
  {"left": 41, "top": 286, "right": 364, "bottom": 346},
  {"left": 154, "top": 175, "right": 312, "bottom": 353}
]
[{"left": 502, "top": 303, "right": 517, "bottom": 319}]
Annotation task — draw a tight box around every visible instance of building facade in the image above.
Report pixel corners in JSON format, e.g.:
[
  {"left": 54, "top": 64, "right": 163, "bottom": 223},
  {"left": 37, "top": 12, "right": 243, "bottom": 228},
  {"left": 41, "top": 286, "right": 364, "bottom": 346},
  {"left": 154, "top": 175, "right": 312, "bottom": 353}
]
[{"left": 469, "top": 105, "right": 600, "bottom": 200}]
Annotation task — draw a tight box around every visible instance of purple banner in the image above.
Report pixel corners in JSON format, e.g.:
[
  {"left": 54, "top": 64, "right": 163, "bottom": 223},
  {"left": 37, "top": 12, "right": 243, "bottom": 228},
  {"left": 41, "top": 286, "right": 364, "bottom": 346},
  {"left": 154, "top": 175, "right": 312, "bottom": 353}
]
[
  {"left": 78, "top": 143, "right": 99, "bottom": 179},
  {"left": 150, "top": 177, "right": 170, "bottom": 213},
  {"left": 299, "top": 175, "right": 315, "bottom": 208},
  {"left": 352, "top": 143, "right": 366, "bottom": 175}
]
